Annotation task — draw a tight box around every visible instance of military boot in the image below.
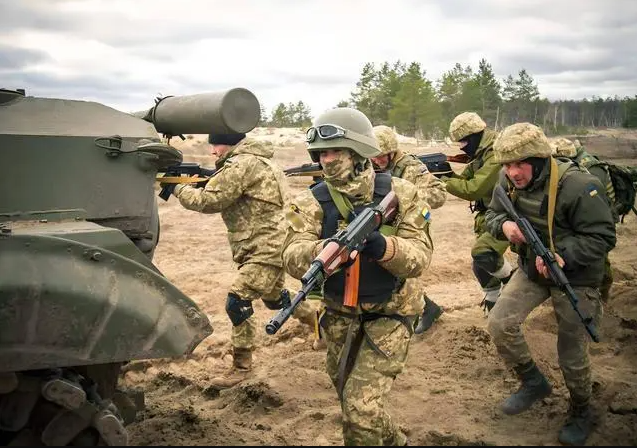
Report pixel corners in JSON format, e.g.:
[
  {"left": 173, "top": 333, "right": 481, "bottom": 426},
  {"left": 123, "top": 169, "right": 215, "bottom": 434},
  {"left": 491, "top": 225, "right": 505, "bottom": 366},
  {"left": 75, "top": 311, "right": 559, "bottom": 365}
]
[
  {"left": 501, "top": 362, "right": 552, "bottom": 415},
  {"left": 208, "top": 347, "right": 252, "bottom": 390},
  {"left": 414, "top": 296, "right": 443, "bottom": 334},
  {"left": 558, "top": 402, "right": 596, "bottom": 445}
]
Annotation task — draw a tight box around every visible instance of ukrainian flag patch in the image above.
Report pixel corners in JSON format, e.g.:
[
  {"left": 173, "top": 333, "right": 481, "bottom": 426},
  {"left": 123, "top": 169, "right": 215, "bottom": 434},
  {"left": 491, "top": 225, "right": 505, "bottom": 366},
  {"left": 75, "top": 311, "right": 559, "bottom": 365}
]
[
  {"left": 421, "top": 206, "right": 431, "bottom": 221},
  {"left": 586, "top": 184, "right": 598, "bottom": 198}
]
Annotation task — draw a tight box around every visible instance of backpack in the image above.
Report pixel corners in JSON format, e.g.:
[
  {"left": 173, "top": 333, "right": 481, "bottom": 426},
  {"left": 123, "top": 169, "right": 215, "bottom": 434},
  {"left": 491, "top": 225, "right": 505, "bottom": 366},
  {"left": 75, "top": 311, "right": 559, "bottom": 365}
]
[{"left": 604, "top": 162, "right": 637, "bottom": 222}]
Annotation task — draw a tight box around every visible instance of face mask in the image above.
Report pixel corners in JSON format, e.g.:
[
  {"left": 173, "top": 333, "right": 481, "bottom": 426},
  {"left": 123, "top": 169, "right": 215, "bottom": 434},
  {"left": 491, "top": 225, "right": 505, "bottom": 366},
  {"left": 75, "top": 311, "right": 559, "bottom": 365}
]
[
  {"left": 460, "top": 131, "right": 484, "bottom": 158},
  {"left": 322, "top": 151, "right": 354, "bottom": 187}
]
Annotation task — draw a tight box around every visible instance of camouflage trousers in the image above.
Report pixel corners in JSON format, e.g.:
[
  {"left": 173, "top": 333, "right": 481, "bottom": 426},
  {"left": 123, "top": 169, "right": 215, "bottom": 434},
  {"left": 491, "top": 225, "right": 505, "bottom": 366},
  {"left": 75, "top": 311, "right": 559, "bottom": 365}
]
[
  {"left": 230, "top": 262, "right": 317, "bottom": 350},
  {"left": 487, "top": 269, "right": 603, "bottom": 403},
  {"left": 321, "top": 310, "right": 412, "bottom": 446},
  {"left": 471, "top": 212, "right": 511, "bottom": 290}
]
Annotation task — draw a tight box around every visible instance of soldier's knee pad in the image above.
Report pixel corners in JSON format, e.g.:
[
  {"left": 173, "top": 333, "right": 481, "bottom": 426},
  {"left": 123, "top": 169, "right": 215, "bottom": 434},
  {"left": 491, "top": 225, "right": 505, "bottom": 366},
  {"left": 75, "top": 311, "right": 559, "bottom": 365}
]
[
  {"left": 472, "top": 251, "right": 500, "bottom": 273},
  {"left": 472, "top": 252, "right": 500, "bottom": 288},
  {"left": 226, "top": 293, "right": 254, "bottom": 327}
]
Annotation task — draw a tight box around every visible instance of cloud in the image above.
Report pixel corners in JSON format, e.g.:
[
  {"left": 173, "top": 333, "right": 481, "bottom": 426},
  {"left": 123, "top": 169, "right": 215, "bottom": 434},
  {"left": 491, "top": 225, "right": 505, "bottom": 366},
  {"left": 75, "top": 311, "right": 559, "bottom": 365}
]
[
  {"left": 0, "top": 0, "right": 635, "bottom": 116},
  {"left": 0, "top": 44, "right": 52, "bottom": 70}
]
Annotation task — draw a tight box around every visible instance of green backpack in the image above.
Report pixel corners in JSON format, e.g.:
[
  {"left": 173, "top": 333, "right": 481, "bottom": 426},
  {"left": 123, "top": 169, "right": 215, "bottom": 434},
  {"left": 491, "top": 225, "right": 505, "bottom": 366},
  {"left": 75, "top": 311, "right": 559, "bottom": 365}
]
[
  {"left": 578, "top": 149, "right": 637, "bottom": 222},
  {"left": 604, "top": 162, "right": 637, "bottom": 222},
  {"left": 585, "top": 159, "right": 637, "bottom": 223}
]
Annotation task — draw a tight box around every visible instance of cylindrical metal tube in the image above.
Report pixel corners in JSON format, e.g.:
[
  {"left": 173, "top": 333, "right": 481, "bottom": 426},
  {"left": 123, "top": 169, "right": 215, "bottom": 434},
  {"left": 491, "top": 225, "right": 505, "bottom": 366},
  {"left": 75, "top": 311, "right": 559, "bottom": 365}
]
[{"left": 133, "top": 88, "right": 261, "bottom": 136}]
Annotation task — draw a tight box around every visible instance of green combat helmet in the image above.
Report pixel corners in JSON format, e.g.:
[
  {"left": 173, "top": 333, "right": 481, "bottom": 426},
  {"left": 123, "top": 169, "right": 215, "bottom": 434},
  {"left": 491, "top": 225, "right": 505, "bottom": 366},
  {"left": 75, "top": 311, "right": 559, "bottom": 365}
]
[
  {"left": 493, "top": 122, "right": 553, "bottom": 164},
  {"left": 373, "top": 125, "right": 398, "bottom": 156},
  {"left": 449, "top": 111, "right": 487, "bottom": 142},
  {"left": 306, "top": 107, "right": 380, "bottom": 162}
]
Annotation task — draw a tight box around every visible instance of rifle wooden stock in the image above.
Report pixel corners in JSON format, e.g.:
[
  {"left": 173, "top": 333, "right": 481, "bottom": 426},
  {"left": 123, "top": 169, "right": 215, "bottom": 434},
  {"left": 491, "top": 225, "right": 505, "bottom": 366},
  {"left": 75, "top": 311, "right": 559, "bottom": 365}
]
[
  {"left": 156, "top": 162, "right": 217, "bottom": 200},
  {"left": 343, "top": 256, "right": 361, "bottom": 307}
]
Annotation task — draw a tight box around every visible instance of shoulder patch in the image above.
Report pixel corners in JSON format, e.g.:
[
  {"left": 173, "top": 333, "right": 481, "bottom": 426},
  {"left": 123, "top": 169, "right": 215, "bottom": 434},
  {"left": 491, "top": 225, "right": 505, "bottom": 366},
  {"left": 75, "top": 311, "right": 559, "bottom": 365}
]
[
  {"left": 586, "top": 183, "right": 599, "bottom": 197},
  {"left": 285, "top": 204, "right": 308, "bottom": 232},
  {"left": 421, "top": 205, "right": 431, "bottom": 222}
]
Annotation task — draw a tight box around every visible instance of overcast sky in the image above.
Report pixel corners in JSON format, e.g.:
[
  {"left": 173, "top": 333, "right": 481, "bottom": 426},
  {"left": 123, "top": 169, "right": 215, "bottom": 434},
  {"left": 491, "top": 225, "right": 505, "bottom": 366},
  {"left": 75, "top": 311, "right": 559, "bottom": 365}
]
[{"left": 1, "top": 0, "right": 636, "bottom": 118}]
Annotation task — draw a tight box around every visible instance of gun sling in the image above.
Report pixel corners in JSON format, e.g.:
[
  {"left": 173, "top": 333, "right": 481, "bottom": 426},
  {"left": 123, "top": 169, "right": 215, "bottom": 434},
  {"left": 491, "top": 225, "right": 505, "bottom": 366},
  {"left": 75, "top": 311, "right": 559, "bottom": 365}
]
[{"left": 328, "top": 308, "right": 416, "bottom": 398}]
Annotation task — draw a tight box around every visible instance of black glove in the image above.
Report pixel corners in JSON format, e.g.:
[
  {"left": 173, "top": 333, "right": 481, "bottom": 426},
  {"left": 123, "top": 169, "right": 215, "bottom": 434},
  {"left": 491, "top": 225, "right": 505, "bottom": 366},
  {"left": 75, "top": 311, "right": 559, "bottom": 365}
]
[
  {"left": 225, "top": 293, "right": 254, "bottom": 326},
  {"left": 361, "top": 231, "right": 387, "bottom": 260},
  {"left": 262, "top": 289, "right": 291, "bottom": 310}
]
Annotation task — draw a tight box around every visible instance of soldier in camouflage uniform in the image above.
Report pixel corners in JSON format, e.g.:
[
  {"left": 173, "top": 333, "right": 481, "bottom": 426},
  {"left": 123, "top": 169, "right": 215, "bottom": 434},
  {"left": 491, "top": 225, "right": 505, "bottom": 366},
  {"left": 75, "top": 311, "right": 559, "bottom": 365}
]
[
  {"left": 282, "top": 107, "right": 433, "bottom": 446},
  {"left": 371, "top": 125, "right": 446, "bottom": 334},
  {"left": 485, "top": 123, "right": 616, "bottom": 446},
  {"left": 442, "top": 112, "right": 514, "bottom": 312},
  {"left": 169, "top": 132, "right": 315, "bottom": 389},
  {"left": 551, "top": 137, "right": 616, "bottom": 302}
]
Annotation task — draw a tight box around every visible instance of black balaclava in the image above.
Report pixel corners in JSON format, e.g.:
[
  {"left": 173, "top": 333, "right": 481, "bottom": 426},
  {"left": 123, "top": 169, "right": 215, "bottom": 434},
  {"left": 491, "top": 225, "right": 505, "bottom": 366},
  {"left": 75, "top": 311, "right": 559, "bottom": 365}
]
[
  {"left": 208, "top": 133, "right": 246, "bottom": 146},
  {"left": 459, "top": 130, "right": 484, "bottom": 158},
  {"left": 523, "top": 157, "right": 549, "bottom": 188}
]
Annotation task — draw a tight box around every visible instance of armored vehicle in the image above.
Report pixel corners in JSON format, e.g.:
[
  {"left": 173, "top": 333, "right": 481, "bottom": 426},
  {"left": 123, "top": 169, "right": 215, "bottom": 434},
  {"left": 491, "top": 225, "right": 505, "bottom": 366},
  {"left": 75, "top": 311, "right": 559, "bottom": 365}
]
[{"left": 0, "top": 87, "right": 261, "bottom": 445}]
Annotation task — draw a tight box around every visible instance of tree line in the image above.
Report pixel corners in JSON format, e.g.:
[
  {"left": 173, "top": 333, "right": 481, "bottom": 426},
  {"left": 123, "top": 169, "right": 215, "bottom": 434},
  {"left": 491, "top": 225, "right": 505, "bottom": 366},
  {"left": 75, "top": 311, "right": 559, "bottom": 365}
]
[{"left": 259, "top": 59, "right": 637, "bottom": 137}]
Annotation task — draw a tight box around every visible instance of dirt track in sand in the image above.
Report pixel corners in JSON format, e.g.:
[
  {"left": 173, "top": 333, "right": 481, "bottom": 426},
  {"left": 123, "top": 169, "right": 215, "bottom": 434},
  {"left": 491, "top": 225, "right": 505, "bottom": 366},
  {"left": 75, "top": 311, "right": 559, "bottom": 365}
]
[{"left": 122, "top": 129, "right": 637, "bottom": 446}]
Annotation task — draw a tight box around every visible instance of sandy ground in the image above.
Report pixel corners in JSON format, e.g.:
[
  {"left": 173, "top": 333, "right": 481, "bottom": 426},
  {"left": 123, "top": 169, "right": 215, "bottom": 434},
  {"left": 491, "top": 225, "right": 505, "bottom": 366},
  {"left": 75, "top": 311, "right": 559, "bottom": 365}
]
[{"left": 121, "top": 128, "right": 637, "bottom": 446}]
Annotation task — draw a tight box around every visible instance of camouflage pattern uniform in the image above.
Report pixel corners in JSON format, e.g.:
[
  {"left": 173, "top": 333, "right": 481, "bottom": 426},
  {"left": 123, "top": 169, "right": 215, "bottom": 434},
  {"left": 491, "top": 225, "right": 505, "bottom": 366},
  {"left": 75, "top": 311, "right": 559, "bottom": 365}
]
[
  {"left": 283, "top": 108, "right": 433, "bottom": 446},
  {"left": 373, "top": 125, "right": 445, "bottom": 334},
  {"left": 485, "top": 123, "right": 616, "bottom": 446},
  {"left": 173, "top": 137, "right": 315, "bottom": 386},
  {"left": 443, "top": 112, "right": 513, "bottom": 311},
  {"left": 551, "top": 137, "right": 616, "bottom": 302},
  {"left": 373, "top": 125, "right": 447, "bottom": 208}
]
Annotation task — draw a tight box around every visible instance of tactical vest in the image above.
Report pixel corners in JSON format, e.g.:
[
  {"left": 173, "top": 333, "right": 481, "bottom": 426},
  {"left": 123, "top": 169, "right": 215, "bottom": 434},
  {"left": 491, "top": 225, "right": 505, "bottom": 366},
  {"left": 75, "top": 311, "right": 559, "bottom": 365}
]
[
  {"left": 310, "top": 173, "right": 400, "bottom": 305},
  {"left": 509, "top": 159, "right": 577, "bottom": 264},
  {"left": 574, "top": 150, "right": 616, "bottom": 207}
]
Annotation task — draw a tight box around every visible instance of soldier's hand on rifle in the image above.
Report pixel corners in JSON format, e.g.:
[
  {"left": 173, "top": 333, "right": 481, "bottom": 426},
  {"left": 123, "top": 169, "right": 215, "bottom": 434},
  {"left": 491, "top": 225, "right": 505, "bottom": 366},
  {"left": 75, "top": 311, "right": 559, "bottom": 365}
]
[
  {"left": 536, "top": 253, "right": 565, "bottom": 279},
  {"left": 361, "top": 231, "right": 387, "bottom": 260},
  {"left": 502, "top": 221, "right": 527, "bottom": 245}
]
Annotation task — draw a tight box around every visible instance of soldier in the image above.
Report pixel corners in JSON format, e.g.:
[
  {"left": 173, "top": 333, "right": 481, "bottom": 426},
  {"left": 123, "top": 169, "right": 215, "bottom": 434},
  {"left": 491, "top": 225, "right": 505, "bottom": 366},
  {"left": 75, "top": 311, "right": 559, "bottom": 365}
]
[
  {"left": 371, "top": 125, "right": 446, "bottom": 334},
  {"left": 282, "top": 107, "right": 433, "bottom": 446},
  {"left": 485, "top": 123, "right": 616, "bottom": 445},
  {"left": 167, "top": 132, "right": 315, "bottom": 389},
  {"left": 551, "top": 137, "right": 616, "bottom": 302},
  {"left": 442, "top": 112, "right": 514, "bottom": 313}
]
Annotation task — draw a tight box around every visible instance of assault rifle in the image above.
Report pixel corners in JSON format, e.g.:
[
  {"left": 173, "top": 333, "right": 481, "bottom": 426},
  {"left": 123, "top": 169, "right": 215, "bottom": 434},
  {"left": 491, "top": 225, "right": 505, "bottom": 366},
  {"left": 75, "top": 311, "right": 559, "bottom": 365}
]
[
  {"left": 156, "top": 162, "right": 217, "bottom": 201},
  {"left": 265, "top": 190, "right": 399, "bottom": 335},
  {"left": 283, "top": 163, "right": 323, "bottom": 178},
  {"left": 283, "top": 152, "right": 469, "bottom": 179},
  {"left": 493, "top": 185, "right": 600, "bottom": 343}
]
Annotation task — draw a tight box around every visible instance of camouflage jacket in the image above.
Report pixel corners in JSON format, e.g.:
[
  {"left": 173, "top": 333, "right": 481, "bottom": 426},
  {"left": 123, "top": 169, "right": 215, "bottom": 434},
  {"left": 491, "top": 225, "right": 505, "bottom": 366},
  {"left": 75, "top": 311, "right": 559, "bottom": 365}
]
[
  {"left": 485, "top": 159, "right": 616, "bottom": 286},
  {"left": 174, "top": 138, "right": 289, "bottom": 267},
  {"left": 442, "top": 129, "right": 500, "bottom": 211},
  {"left": 282, "top": 174, "right": 433, "bottom": 317},
  {"left": 388, "top": 150, "right": 447, "bottom": 209}
]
